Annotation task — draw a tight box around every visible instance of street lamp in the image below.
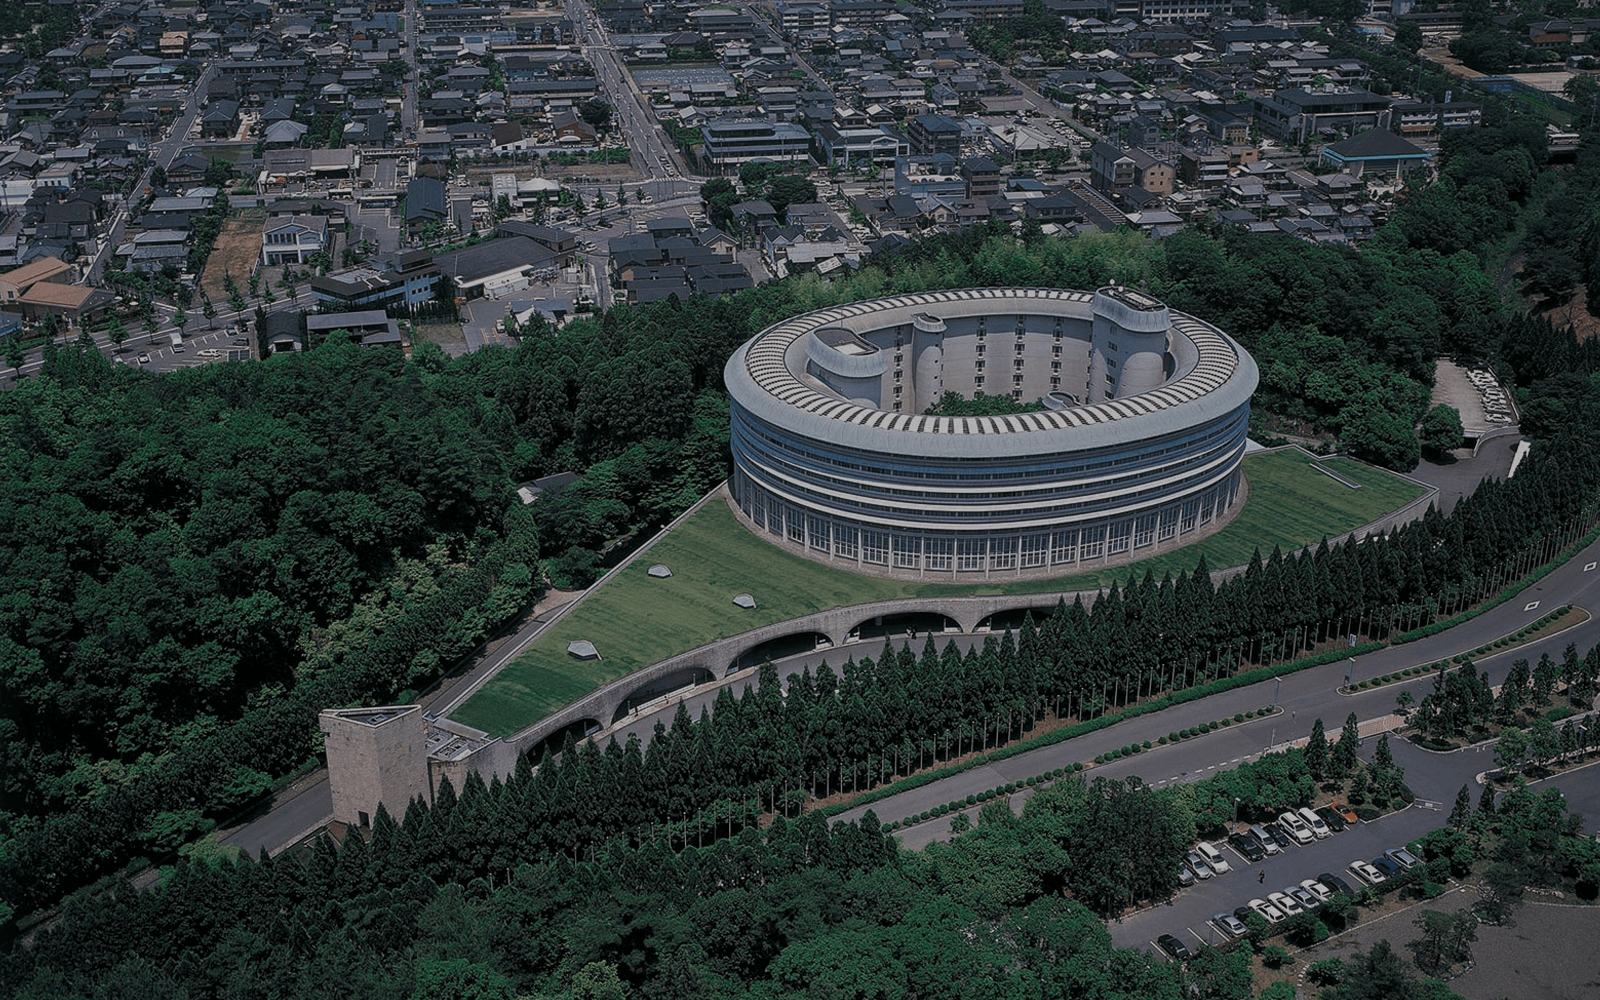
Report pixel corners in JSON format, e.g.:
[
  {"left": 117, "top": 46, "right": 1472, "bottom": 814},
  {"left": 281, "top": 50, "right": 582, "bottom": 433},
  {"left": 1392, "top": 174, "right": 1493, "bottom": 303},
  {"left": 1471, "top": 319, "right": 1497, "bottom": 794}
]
[
  {"left": 1232, "top": 796, "right": 1241, "bottom": 830},
  {"left": 1273, "top": 677, "right": 1281, "bottom": 709}
]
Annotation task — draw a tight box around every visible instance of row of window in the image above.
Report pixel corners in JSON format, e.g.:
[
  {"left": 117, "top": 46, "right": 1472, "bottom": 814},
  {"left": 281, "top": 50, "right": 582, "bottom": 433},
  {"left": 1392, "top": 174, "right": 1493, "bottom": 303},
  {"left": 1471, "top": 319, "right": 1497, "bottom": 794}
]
[{"left": 737, "top": 476, "right": 1231, "bottom": 572}]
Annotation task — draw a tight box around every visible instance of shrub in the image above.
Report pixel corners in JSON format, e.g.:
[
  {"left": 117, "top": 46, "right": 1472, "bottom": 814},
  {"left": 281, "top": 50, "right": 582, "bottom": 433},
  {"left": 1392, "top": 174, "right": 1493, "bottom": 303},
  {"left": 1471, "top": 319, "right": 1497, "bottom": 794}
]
[
  {"left": 1221, "top": 717, "right": 1232, "bottom": 726},
  {"left": 966, "top": 794, "right": 976, "bottom": 805},
  {"left": 1355, "top": 805, "right": 1382, "bottom": 822},
  {"left": 1234, "top": 713, "right": 1245, "bottom": 722},
  {"left": 1261, "top": 945, "right": 1294, "bottom": 969},
  {"left": 1073, "top": 762, "right": 1084, "bottom": 771},
  {"left": 1158, "top": 736, "right": 1169, "bottom": 745},
  {"left": 1142, "top": 740, "right": 1151, "bottom": 749},
  {"left": 1094, "top": 754, "right": 1105, "bottom": 764},
  {"left": 1307, "top": 959, "right": 1345, "bottom": 986}
]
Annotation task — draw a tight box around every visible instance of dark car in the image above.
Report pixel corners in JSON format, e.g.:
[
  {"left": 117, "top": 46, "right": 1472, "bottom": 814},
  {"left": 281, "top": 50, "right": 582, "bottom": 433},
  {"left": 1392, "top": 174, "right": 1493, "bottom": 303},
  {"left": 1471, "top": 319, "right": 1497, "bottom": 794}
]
[
  {"left": 1156, "top": 934, "right": 1193, "bottom": 962},
  {"left": 1318, "top": 872, "right": 1357, "bottom": 897},
  {"left": 231, "top": 338, "right": 249, "bottom": 346},
  {"left": 1316, "top": 806, "right": 1349, "bottom": 833},
  {"left": 1371, "top": 856, "right": 1403, "bottom": 880},
  {"left": 1234, "top": 905, "right": 1257, "bottom": 927},
  {"left": 1229, "top": 832, "right": 1266, "bottom": 863}
]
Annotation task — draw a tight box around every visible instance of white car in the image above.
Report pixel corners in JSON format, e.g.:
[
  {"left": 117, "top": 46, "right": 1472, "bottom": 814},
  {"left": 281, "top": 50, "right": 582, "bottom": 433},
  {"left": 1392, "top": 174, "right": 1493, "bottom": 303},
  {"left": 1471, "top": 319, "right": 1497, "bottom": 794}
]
[
  {"left": 1297, "top": 806, "right": 1331, "bottom": 839},
  {"left": 1349, "top": 860, "right": 1386, "bottom": 886},
  {"left": 1185, "top": 852, "right": 1215, "bottom": 879},
  {"left": 1267, "top": 890, "right": 1303, "bottom": 917},
  {"left": 1195, "top": 841, "right": 1232, "bottom": 874},
  {"left": 1299, "top": 878, "right": 1334, "bottom": 904},
  {"left": 1248, "top": 897, "right": 1286, "bottom": 924},
  {"left": 1278, "top": 811, "right": 1315, "bottom": 845}
]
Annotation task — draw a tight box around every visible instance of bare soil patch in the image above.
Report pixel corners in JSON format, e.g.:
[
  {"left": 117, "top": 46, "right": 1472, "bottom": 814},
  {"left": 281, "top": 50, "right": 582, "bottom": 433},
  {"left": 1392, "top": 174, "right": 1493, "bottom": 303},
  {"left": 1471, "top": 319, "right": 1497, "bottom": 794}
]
[{"left": 201, "top": 210, "right": 267, "bottom": 304}]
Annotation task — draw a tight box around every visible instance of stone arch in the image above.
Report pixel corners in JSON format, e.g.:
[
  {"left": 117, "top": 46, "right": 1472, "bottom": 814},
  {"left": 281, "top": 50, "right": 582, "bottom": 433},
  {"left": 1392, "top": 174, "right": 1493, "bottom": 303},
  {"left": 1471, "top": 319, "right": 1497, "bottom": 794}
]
[
  {"left": 729, "top": 631, "right": 832, "bottom": 675},
  {"left": 610, "top": 667, "right": 716, "bottom": 724},
  {"left": 842, "top": 611, "right": 962, "bottom": 648},
  {"left": 521, "top": 717, "right": 602, "bottom": 763},
  {"left": 974, "top": 605, "right": 1060, "bottom": 634}
]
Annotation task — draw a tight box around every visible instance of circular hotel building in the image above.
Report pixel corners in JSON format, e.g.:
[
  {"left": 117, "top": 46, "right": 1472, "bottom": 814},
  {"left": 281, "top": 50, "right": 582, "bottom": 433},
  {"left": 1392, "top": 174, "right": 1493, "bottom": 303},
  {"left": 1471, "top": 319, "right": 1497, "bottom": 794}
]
[{"left": 724, "top": 287, "right": 1259, "bottom": 579}]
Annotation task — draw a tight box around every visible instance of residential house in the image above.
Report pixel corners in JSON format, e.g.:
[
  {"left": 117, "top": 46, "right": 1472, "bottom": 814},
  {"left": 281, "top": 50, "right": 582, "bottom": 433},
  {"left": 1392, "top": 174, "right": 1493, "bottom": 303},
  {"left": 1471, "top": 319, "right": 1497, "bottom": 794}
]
[{"left": 262, "top": 215, "right": 331, "bottom": 266}]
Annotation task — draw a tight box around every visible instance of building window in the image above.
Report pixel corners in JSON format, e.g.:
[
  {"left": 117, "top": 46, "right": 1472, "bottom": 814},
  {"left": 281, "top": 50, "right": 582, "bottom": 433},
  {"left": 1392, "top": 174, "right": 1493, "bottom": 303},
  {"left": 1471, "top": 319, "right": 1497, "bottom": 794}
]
[
  {"left": 1050, "top": 528, "right": 1078, "bottom": 564},
  {"left": 1081, "top": 526, "right": 1105, "bottom": 560},
  {"left": 1108, "top": 521, "right": 1132, "bottom": 555},
  {"left": 894, "top": 352, "right": 903, "bottom": 363},
  {"left": 1051, "top": 360, "right": 1061, "bottom": 372},
  {"left": 1013, "top": 358, "right": 1024, "bottom": 370},
  {"left": 834, "top": 524, "right": 858, "bottom": 559},
  {"left": 926, "top": 536, "right": 953, "bottom": 571},
  {"left": 1050, "top": 376, "right": 1061, "bottom": 388},
  {"left": 974, "top": 375, "right": 985, "bottom": 387},
  {"left": 975, "top": 359, "right": 985, "bottom": 371},
  {"left": 893, "top": 384, "right": 902, "bottom": 396},
  {"left": 1021, "top": 534, "right": 1048, "bottom": 568},
  {"left": 1015, "top": 342, "right": 1025, "bottom": 355},
  {"left": 990, "top": 536, "right": 1017, "bottom": 570},
  {"left": 1107, "top": 341, "right": 1118, "bottom": 352},
  {"left": 786, "top": 506, "right": 804, "bottom": 543},
  {"left": 975, "top": 343, "right": 986, "bottom": 355},
  {"left": 862, "top": 530, "right": 888, "bottom": 565},
  {"left": 1012, "top": 374, "right": 1024, "bottom": 386},
  {"left": 1134, "top": 514, "right": 1157, "bottom": 548},
  {"left": 1159, "top": 507, "right": 1179, "bottom": 541},
  {"left": 894, "top": 368, "right": 903, "bottom": 380},
  {"left": 893, "top": 534, "right": 921, "bottom": 568},
  {"left": 807, "top": 515, "right": 829, "bottom": 551},
  {"left": 1181, "top": 500, "right": 1199, "bottom": 532},
  {"left": 957, "top": 537, "right": 985, "bottom": 572}
]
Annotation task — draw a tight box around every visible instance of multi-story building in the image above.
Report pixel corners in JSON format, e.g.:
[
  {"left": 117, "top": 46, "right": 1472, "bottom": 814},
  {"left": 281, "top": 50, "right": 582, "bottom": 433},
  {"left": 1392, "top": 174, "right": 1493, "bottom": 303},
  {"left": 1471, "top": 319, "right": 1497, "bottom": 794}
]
[
  {"left": 814, "top": 123, "right": 909, "bottom": 167},
  {"left": 1090, "top": 142, "right": 1175, "bottom": 197},
  {"left": 701, "top": 119, "right": 812, "bottom": 171},
  {"left": 311, "top": 251, "right": 442, "bottom": 311},
  {"left": 1389, "top": 101, "right": 1483, "bottom": 143},
  {"left": 907, "top": 113, "right": 964, "bottom": 157},
  {"left": 1251, "top": 88, "right": 1391, "bottom": 142}
]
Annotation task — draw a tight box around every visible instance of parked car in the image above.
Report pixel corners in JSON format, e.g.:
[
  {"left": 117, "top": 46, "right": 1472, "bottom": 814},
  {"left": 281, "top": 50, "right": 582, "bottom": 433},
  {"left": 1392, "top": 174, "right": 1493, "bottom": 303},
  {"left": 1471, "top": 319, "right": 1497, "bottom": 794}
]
[
  {"left": 1156, "top": 934, "right": 1193, "bottom": 962},
  {"left": 1186, "top": 852, "right": 1215, "bottom": 879},
  {"left": 1195, "top": 841, "right": 1232, "bottom": 874},
  {"left": 1178, "top": 864, "right": 1197, "bottom": 887},
  {"left": 1300, "top": 879, "right": 1334, "bottom": 904},
  {"left": 1249, "top": 823, "right": 1284, "bottom": 855},
  {"left": 1266, "top": 890, "right": 1303, "bottom": 917},
  {"left": 1316, "top": 806, "right": 1349, "bottom": 833},
  {"left": 1233, "top": 905, "right": 1257, "bottom": 928},
  {"left": 1287, "top": 885, "right": 1320, "bottom": 911},
  {"left": 231, "top": 338, "right": 250, "bottom": 346},
  {"left": 1330, "top": 802, "right": 1359, "bottom": 823},
  {"left": 1371, "top": 856, "right": 1403, "bottom": 880},
  {"left": 1386, "top": 846, "right": 1423, "bottom": 870},
  {"left": 1213, "top": 911, "right": 1249, "bottom": 938},
  {"left": 1297, "top": 806, "right": 1331, "bottom": 839},
  {"left": 1229, "top": 832, "right": 1265, "bottom": 863},
  {"left": 137, "top": 353, "right": 150, "bottom": 364},
  {"left": 1318, "top": 872, "right": 1357, "bottom": 897},
  {"left": 1349, "top": 860, "right": 1386, "bottom": 886},
  {"left": 1277, "top": 811, "right": 1315, "bottom": 845},
  {"left": 1248, "top": 897, "right": 1287, "bottom": 924}
]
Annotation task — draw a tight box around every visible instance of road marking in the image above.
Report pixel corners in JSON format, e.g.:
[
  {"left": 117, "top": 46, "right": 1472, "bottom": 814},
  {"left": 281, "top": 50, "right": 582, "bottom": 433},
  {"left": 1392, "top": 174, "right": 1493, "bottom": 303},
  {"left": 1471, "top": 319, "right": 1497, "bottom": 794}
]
[
  {"left": 1586, "top": 562, "right": 1597, "bottom": 572},
  {"left": 1525, "top": 601, "right": 1541, "bottom": 612}
]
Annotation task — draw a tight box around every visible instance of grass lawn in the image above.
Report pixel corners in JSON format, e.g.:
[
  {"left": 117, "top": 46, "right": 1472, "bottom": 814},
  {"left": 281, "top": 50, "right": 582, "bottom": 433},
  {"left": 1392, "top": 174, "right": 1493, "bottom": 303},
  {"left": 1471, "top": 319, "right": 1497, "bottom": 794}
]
[{"left": 450, "top": 448, "right": 1427, "bottom": 736}]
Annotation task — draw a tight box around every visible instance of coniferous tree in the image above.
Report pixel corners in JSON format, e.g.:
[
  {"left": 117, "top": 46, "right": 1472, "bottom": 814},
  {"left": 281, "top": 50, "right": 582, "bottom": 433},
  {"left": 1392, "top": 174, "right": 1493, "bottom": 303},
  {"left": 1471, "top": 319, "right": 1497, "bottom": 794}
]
[
  {"left": 1304, "top": 718, "right": 1329, "bottom": 781},
  {"left": 1331, "top": 712, "right": 1362, "bottom": 779},
  {"left": 1448, "top": 784, "right": 1474, "bottom": 830}
]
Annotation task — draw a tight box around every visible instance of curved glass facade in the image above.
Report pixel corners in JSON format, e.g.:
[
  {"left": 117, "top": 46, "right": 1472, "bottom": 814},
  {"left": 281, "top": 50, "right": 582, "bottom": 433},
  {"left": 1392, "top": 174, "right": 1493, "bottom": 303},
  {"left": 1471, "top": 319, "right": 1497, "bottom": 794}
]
[{"left": 725, "top": 288, "right": 1258, "bottom": 579}]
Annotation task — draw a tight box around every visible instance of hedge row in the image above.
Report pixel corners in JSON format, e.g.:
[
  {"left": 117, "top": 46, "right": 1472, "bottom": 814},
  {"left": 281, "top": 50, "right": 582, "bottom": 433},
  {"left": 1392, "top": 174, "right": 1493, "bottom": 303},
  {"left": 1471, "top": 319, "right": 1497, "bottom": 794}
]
[
  {"left": 1098, "top": 707, "right": 1277, "bottom": 761},
  {"left": 1451, "top": 605, "right": 1574, "bottom": 662},
  {"left": 881, "top": 763, "right": 1089, "bottom": 832}
]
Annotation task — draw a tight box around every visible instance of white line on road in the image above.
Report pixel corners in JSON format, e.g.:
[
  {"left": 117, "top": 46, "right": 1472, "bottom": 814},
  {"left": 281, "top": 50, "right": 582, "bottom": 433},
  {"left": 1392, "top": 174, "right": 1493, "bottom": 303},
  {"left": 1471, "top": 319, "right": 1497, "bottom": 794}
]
[{"left": 1525, "top": 601, "right": 1542, "bottom": 612}]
